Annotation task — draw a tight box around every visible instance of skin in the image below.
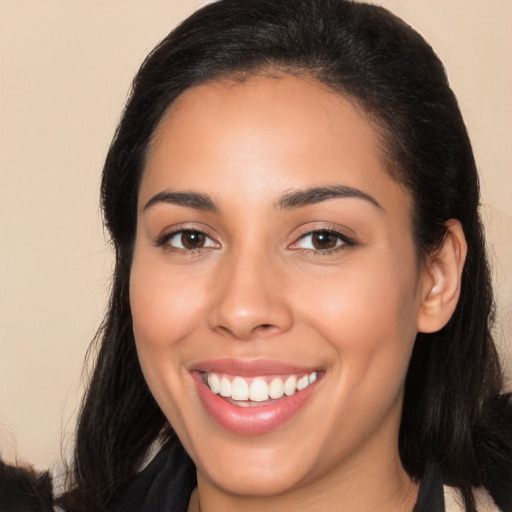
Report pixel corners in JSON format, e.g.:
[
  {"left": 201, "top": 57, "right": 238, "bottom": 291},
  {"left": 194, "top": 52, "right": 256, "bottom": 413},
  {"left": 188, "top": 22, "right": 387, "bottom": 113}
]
[{"left": 130, "top": 74, "right": 466, "bottom": 511}]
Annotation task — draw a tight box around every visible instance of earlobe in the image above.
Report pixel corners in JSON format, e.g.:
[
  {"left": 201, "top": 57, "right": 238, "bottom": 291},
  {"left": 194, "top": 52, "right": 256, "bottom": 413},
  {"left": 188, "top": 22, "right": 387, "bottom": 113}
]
[{"left": 417, "top": 220, "right": 467, "bottom": 334}]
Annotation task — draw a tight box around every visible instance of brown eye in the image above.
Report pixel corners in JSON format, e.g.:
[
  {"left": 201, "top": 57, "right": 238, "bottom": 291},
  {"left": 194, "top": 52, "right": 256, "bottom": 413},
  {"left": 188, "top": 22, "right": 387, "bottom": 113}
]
[
  {"left": 310, "top": 231, "right": 338, "bottom": 250},
  {"left": 180, "top": 230, "right": 206, "bottom": 249},
  {"left": 160, "top": 229, "right": 218, "bottom": 251},
  {"left": 292, "top": 229, "right": 354, "bottom": 253}
]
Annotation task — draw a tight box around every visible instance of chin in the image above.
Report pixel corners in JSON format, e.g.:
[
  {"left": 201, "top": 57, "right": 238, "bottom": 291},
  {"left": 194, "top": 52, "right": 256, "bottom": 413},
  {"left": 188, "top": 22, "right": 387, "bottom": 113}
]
[
  {"left": 187, "top": 427, "right": 330, "bottom": 498},
  {"left": 199, "top": 458, "right": 312, "bottom": 497}
]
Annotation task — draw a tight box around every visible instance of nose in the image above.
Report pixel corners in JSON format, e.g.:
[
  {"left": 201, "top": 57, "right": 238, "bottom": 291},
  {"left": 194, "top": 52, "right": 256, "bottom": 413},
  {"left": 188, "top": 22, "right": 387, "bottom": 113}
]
[{"left": 207, "top": 249, "right": 293, "bottom": 340}]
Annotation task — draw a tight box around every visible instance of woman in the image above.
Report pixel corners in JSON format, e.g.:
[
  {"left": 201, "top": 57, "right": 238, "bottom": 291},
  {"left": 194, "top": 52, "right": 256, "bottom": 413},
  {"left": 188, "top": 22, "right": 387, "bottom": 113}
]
[{"left": 55, "top": 0, "right": 511, "bottom": 511}]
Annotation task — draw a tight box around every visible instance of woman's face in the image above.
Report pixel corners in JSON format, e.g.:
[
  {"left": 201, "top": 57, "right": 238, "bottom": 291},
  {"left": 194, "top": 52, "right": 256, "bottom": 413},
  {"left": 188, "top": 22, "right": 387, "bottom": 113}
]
[{"left": 130, "top": 75, "right": 430, "bottom": 496}]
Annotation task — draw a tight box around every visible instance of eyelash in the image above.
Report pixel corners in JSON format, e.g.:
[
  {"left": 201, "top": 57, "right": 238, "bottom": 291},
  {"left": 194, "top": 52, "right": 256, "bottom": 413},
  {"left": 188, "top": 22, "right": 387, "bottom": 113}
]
[
  {"left": 290, "top": 228, "right": 355, "bottom": 255},
  {"left": 155, "top": 227, "right": 355, "bottom": 255},
  {"left": 155, "top": 228, "right": 219, "bottom": 253}
]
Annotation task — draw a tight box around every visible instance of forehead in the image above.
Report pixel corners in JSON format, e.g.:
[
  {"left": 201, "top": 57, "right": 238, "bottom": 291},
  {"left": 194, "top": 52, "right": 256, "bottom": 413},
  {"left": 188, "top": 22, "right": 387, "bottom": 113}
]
[
  {"left": 149, "top": 73, "right": 378, "bottom": 165},
  {"left": 141, "top": 74, "right": 411, "bottom": 217}
]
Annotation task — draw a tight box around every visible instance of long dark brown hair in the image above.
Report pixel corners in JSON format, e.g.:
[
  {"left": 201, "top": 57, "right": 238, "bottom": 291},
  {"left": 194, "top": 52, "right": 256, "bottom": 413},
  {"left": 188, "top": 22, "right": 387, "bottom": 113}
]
[{"left": 59, "top": 1, "right": 512, "bottom": 510}]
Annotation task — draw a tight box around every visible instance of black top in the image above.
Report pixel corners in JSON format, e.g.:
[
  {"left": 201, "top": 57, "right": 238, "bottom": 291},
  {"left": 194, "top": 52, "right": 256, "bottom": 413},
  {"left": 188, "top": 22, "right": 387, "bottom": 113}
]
[
  {"left": 413, "top": 460, "right": 445, "bottom": 512},
  {"left": 111, "top": 441, "right": 197, "bottom": 512},
  {"left": 111, "top": 441, "right": 446, "bottom": 512}
]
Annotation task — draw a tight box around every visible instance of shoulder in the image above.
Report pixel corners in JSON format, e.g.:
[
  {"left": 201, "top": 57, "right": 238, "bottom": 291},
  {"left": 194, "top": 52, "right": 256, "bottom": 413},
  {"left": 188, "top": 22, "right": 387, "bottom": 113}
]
[
  {"left": 0, "top": 459, "right": 53, "bottom": 511},
  {"left": 444, "top": 485, "right": 503, "bottom": 512}
]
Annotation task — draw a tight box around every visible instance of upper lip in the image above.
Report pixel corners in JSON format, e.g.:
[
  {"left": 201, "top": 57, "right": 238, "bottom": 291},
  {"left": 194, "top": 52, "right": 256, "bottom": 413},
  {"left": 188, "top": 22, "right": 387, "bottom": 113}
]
[{"left": 188, "top": 358, "right": 320, "bottom": 377}]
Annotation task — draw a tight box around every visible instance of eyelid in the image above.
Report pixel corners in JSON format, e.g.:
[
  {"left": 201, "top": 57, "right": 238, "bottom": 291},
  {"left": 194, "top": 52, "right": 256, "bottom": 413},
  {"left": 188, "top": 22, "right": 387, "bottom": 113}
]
[
  {"left": 154, "top": 224, "right": 220, "bottom": 250},
  {"left": 288, "top": 226, "right": 356, "bottom": 252}
]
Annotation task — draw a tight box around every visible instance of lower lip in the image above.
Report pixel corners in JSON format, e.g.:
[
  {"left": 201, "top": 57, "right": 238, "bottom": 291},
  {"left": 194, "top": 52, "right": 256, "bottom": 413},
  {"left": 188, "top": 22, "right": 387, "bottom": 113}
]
[{"left": 194, "top": 374, "right": 319, "bottom": 435}]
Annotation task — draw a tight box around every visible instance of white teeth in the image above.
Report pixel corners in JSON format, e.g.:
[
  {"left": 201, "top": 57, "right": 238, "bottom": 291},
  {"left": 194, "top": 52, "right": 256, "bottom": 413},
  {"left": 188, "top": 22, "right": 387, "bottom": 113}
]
[
  {"left": 284, "top": 376, "right": 297, "bottom": 396},
  {"left": 269, "top": 377, "right": 284, "bottom": 399},
  {"left": 249, "top": 378, "right": 269, "bottom": 402},
  {"left": 231, "top": 376, "right": 249, "bottom": 400},
  {"left": 208, "top": 373, "right": 221, "bottom": 394},
  {"left": 296, "top": 375, "right": 309, "bottom": 391},
  {"left": 219, "top": 376, "right": 232, "bottom": 397},
  {"left": 205, "top": 371, "right": 318, "bottom": 402}
]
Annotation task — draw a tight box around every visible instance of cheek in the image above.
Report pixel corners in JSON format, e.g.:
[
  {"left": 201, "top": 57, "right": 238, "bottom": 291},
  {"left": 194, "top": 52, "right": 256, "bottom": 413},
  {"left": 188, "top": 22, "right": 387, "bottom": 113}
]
[
  {"left": 128, "top": 252, "right": 213, "bottom": 432},
  {"left": 130, "top": 254, "right": 209, "bottom": 351},
  {"left": 297, "top": 255, "right": 419, "bottom": 385},
  {"left": 299, "top": 262, "right": 419, "bottom": 449},
  {"left": 128, "top": 250, "right": 213, "bottom": 416}
]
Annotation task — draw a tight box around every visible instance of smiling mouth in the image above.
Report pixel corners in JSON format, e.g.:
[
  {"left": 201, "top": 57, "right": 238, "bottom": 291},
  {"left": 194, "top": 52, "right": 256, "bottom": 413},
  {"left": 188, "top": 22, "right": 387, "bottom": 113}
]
[
  {"left": 201, "top": 371, "right": 318, "bottom": 406},
  {"left": 192, "top": 362, "right": 322, "bottom": 434}
]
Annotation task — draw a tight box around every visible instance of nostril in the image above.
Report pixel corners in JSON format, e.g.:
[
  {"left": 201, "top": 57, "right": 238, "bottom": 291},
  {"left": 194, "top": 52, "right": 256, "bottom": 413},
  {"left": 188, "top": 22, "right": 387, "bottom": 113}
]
[{"left": 252, "top": 323, "right": 276, "bottom": 334}]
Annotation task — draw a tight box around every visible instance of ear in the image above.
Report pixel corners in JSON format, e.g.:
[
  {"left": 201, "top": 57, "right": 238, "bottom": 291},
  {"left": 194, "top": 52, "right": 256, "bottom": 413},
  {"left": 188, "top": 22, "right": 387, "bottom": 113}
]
[{"left": 417, "top": 219, "right": 467, "bottom": 333}]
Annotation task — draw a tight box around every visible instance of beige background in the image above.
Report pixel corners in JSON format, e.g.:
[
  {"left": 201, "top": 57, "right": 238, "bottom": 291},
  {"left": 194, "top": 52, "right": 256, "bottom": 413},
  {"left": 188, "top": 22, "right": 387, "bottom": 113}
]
[{"left": 1, "top": 0, "right": 511, "bottom": 473}]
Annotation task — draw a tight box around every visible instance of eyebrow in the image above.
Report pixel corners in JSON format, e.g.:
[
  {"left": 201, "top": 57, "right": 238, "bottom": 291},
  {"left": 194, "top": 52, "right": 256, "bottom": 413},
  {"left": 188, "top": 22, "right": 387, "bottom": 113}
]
[
  {"left": 142, "top": 191, "right": 219, "bottom": 213},
  {"left": 142, "top": 185, "right": 382, "bottom": 214},
  {"left": 276, "top": 185, "right": 383, "bottom": 211}
]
